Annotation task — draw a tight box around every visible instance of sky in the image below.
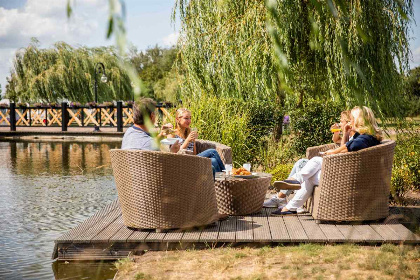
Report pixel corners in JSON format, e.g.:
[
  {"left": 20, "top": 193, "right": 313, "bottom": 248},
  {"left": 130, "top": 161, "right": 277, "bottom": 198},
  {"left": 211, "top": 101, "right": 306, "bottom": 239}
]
[{"left": 0, "top": 0, "right": 419, "bottom": 95}]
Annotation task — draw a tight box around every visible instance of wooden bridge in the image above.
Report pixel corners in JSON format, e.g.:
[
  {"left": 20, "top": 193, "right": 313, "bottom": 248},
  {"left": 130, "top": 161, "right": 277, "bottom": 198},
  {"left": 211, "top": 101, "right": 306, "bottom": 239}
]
[
  {"left": 0, "top": 102, "right": 173, "bottom": 133},
  {"left": 53, "top": 200, "right": 419, "bottom": 261}
]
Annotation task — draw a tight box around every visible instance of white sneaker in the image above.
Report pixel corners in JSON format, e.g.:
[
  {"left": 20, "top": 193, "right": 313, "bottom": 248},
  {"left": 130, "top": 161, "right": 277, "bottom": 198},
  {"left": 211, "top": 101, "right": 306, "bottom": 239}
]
[
  {"left": 296, "top": 207, "right": 306, "bottom": 214},
  {"left": 263, "top": 195, "right": 287, "bottom": 208}
]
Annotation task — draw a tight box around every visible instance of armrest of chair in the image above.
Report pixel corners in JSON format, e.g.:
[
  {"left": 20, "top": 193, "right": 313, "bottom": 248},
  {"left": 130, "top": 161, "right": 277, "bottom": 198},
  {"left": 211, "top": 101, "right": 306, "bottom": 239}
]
[
  {"left": 195, "top": 139, "right": 232, "bottom": 164},
  {"left": 306, "top": 143, "right": 339, "bottom": 159}
]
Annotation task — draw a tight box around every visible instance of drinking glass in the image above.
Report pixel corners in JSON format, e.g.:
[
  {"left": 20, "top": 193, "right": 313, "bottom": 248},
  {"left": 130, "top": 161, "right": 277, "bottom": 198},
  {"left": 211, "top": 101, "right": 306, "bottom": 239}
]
[
  {"left": 243, "top": 163, "right": 251, "bottom": 172},
  {"left": 225, "top": 164, "right": 232, "bottom": 176}
]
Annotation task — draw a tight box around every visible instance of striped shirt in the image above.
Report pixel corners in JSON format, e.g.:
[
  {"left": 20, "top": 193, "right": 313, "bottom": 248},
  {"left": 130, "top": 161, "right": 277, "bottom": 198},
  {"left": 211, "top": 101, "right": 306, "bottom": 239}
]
[{"left": 174, "top": 135, "right": 194, "bottom": 152}]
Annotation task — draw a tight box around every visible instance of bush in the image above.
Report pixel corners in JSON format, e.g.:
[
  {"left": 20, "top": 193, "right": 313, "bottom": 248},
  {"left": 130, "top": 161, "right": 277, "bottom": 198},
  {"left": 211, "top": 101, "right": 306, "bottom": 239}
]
[
  {"left": 183, "top": 94, "right": 283, "bottom": 167},
  {"left": 391, "top": 132, "right": 420, "bottom": 202},
  {"left": 289, "top": 99, "right": 342, "bottom": 153},
  {"left": 267, "top": 163, "right": 294, "bottom": 187}
]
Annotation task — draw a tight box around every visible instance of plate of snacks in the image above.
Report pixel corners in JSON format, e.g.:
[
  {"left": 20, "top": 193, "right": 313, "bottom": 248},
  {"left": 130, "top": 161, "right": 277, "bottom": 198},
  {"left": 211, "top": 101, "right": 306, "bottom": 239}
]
[{"left": 231, "top": 167, "right": 258, "bottom": 179}]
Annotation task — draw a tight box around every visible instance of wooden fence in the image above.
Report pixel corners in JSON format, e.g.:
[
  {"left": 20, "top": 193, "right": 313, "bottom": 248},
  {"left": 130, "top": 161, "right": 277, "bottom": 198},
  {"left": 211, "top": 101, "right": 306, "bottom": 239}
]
[{"left": 0, "top": 102, "right": 173, "bottom": 132}]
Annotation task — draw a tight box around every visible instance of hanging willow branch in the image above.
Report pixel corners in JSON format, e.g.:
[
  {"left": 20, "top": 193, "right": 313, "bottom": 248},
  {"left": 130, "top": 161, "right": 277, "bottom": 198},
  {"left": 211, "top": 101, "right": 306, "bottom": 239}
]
[
  {"left": 5, "top": 39, "right": 133, "bottom": 103},
  {"left": 175, "top": 0, "right": 414, "bottom": 116}
]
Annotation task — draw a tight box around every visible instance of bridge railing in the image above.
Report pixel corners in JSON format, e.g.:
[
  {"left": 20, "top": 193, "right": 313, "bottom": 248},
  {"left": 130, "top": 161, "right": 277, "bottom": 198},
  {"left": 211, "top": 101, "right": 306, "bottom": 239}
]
[{"left": 0, "top": 101, "right": 173, "bottom": 132}]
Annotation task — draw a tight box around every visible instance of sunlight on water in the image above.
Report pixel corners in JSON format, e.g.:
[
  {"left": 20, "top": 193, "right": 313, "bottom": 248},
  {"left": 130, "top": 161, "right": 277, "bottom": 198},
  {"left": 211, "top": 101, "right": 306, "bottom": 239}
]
[{"left": 0, "top": 141, "right": 120, "bottom": 279}]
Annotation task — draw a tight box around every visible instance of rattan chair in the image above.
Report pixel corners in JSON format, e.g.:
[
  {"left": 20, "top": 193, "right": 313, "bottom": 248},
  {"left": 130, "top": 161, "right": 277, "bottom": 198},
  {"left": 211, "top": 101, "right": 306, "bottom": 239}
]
[
  {"left": 110, "top": 149, "right": 219, "bottom": 230},
  {"left": 195, "top": 139, "right": 232, "bottom": 165},
  {"left": 160, "top": 139, "right": 232, "bottom": 165},
  {"left": 305, "top": 140, "right": 396, "bottom": 223}
]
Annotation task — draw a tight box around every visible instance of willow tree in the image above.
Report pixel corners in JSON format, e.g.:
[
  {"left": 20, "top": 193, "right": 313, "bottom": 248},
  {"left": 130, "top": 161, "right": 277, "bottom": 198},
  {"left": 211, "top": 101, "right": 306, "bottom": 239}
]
[
  {"left": 175, "top": 0, "right": 414, "bottom": 115},
  {"left": 174, "top": 0, "right": 281, "bottom": 103},
  {"left": 5, "top": 39, "right": 133, "bottom": 103}
]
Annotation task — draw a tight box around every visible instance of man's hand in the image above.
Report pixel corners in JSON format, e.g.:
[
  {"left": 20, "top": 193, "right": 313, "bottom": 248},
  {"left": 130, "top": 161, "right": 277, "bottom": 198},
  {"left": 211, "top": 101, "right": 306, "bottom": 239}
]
[
  {"left": 158, "top": 123, "right": 174, "bottom": 138},
  {"left": 170, "top": 140, "right": 180, "bottom": 153}
]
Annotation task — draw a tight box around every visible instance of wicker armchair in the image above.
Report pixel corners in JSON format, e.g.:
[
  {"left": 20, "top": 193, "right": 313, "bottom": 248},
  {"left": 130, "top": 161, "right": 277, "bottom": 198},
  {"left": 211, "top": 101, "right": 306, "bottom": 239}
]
[
  {"left": 305, "top": 140, "right": 396, "bottom": 223},
  {"left": 195, "top": 139, "right": 232, "bottom": 165},
  {"left": 110, "top": 149, "right": 219, "bottom": 230}
]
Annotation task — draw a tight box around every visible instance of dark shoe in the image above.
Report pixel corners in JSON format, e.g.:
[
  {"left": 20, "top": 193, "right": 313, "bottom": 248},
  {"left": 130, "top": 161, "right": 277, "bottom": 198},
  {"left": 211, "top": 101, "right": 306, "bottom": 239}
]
[
  {"left": 271, "top": 207, "right": 297, "bottom": 216},
  {"left": 273, "top": 179, "right": 301, "bottom": 190}
]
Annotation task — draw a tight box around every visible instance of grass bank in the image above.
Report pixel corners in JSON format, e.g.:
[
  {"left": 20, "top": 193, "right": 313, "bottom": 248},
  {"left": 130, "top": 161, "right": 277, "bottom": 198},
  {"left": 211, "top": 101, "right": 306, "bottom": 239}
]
[{"left": 114, "top": 244, "right": 419, "bottom": 280}]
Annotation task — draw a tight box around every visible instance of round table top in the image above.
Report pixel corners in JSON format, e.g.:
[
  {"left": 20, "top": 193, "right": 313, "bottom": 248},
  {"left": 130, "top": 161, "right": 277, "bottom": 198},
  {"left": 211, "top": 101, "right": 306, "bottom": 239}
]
[{"left": 215, "top": 172, "right": 272, "bottom": 182}]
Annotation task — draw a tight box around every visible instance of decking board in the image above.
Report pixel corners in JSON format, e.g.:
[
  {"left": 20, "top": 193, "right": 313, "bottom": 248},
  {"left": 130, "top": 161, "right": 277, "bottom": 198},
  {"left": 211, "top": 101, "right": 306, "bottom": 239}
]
[
  {"left": 336, "top": 225, "right": 365, "bottom": 242},
  {"left": 252, "top": 212, "right": 271, "bottom": 241},
  {"left": 91, "top": 215, "right": 125, "bottom": 243},
  {"left": 217, "top": 216, "right": 237, "bottom": 242},
  {"left": 370, "top": 224, "right": 401, "bottom": 241},
  {"left": 71, "top": 207, "right": 122, "bottom": 243},
  {"left": 236, "top": 216, "right": 253, "bottom": 242},
  {"left": 54, "top": 203, "right": 420, "bottom": 261},
  {"left": 298, "top": 215, "right": 327, "bottom": 242},
  {"left": 352, "top": 225, "right": 384, "bottom": 242},
  {"left": 265, "top": 208, "right": 290, "bottom": 242},
  {"left": 109, "top": 225, "right": 136, "bottom": 242},
  {"left": 283, "top": 215, "right": 309, "bottom": 242},
  {"left": 199, "top": 222, "right": 220, "bottom": 242},
  {"left": 182, "top": 227, "right": 203, "bottom": 242},
  {"left": 56, "top": 200, "right": 119, "bottom": 243},
  {"left": 318, "top": 224, "right": 346, "bottom": 242},
  {"left": 126, "top": 230, "right": 150, "bottom": 242},
  {"left": 385, "top": 224, "right": 420, "bottom": 243}
]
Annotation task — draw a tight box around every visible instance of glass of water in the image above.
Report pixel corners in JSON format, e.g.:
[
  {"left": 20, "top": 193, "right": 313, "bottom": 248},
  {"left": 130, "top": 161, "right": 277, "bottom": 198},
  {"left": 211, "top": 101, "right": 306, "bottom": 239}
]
[
  {"left": 225, "top": 164, "right": 232, "bottom": 176},
  {"left": 243, "top": 162, "right": 251, "bottom": 172}
]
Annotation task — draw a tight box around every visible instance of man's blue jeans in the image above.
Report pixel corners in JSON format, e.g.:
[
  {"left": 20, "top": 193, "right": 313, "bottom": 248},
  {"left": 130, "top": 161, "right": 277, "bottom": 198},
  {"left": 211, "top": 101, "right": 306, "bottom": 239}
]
[{"left": 197, "top": 149, "right": 225, "bottom": 178}]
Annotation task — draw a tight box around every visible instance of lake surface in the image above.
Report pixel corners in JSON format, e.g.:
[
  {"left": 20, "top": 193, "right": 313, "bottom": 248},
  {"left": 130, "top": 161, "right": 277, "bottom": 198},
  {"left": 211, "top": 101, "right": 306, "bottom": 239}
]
[{"left": 0, "top": 141, "right": 121, "bottom": 279}]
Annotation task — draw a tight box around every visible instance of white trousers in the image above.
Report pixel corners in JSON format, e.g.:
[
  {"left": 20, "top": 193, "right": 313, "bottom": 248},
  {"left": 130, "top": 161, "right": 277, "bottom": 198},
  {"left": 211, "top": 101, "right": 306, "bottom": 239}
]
[{"left": 285, "top": 156, "right": 323, "bottom": 211}]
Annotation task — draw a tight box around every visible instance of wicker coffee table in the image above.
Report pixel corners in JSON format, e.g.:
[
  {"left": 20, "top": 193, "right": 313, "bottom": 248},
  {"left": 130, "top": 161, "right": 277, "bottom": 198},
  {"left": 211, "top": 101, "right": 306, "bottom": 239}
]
[{"left": 214, "top": 172, "right": 272, "bottom": 215}]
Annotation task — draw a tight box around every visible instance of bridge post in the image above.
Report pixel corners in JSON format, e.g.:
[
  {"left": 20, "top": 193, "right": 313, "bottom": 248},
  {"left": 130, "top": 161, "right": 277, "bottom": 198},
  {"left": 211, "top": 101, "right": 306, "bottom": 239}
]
[
  {"left": 10, "top": 102, "right": 16, "bottom": 131},
  {"left": 117, "top": 101, "right": 123, "bottom": 132},
  {"left": 61, "top": 102, "right": 68, "bottom": 131}
]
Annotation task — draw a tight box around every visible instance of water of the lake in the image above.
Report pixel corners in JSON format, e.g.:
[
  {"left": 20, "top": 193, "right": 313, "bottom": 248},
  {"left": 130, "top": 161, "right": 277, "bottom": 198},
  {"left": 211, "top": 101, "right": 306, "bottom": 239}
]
[{"left": 0, "top": 140, "right": 121, "bottom": 279}]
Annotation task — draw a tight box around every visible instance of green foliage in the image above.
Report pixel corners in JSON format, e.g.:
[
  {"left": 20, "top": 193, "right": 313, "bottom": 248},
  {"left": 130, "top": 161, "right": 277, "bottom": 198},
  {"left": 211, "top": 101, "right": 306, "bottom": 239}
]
[
  {"left": 175, "top": 0, "right": 282, "bottom": 103},
  {"left": 267, "top": 163, "right": 294, "bottom": 186},
  {"left": 267, "top": 0, "right": 414, "bottom": 117},
  {"left": 184, "top": 94, "right": 285, "bottom": 167},
  {"left": 5, "top": 40, "right": 180, "bottom": 104},
  {"left": 184, "top": 94, "right": 252, "bottom": 166},
  {"left": 129, "top": 45, "right": 179, "bottom": 101},
  {"left": 5, "top": 39, "right": 133, "bottom": 103},
  {"left": 289, "top": 100, "right": 342, "bottom": 153},
  {"left": 406, "top": 66, "right": 420, "bottom": 98},
  {"left": 391, "top": 132, "right": 420, "bottom": 202}
]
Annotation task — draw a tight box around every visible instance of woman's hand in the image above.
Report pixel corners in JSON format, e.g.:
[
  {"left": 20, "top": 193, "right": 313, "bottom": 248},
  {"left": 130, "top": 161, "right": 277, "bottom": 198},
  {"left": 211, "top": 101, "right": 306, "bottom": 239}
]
[
  {"left": 324, "top": 149, "right": 336, "bottom": 155},
  {"left": 343, "top": 122, "right": 352, "bottom": 134},
  {"left": 170, "top": 140, "right": 180, "bottom": 153},
  {"left": 330, "top": 123, "right": 340, "bottom": 133},
  {"left": 325, "top": 145, "right": 348, "bottom": 155},
  {"left": 186, "top": 131, "right": 198, "bottom": 143}
]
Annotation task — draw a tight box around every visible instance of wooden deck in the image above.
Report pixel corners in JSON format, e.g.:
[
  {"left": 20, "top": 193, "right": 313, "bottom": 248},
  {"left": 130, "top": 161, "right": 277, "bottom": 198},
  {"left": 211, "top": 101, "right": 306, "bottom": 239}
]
[{"left": 53, "top": 200, "right": 420, "bottom": 261}]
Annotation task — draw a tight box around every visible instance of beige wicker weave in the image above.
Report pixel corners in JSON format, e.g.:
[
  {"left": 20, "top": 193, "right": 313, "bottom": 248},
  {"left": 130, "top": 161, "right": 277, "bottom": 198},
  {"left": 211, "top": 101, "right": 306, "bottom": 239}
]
[
  {"left": 215, "top": 173, "right": 272, "bottom": 215},
  {"left": 195, "top": 139, "right": 232, "bottom": 165},
  {"left": 305, "top": 140, "right": 396, "bottom": 223},
  {"left": 110, "top": 149, "right": 219, "bottom": 229}
]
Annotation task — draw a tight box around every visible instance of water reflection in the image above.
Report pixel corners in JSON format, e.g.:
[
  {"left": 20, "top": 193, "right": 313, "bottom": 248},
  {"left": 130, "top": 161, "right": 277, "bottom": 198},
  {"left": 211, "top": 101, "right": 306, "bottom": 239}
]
[{"left": 0, "top": 141, "right": 120, "bottom": 279}]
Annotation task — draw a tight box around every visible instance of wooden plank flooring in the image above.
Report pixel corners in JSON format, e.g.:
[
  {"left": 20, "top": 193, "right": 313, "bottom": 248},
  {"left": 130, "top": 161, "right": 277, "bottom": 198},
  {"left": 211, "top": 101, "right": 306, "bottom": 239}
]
[{"left": 54, "top": 200, "right": 420, "bottom": 260}]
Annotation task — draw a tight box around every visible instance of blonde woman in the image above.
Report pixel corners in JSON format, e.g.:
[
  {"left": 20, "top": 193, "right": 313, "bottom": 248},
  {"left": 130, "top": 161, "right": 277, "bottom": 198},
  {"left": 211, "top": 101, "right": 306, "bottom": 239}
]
[
  {"left": 169, "top": 108, "right": 225, "bottom": 177},
  {"left": 264, "top": 110, "right": 353, "bottom": 209},
  {"left": 272, "top": 106, "right": 382, "bottom": 215}
]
